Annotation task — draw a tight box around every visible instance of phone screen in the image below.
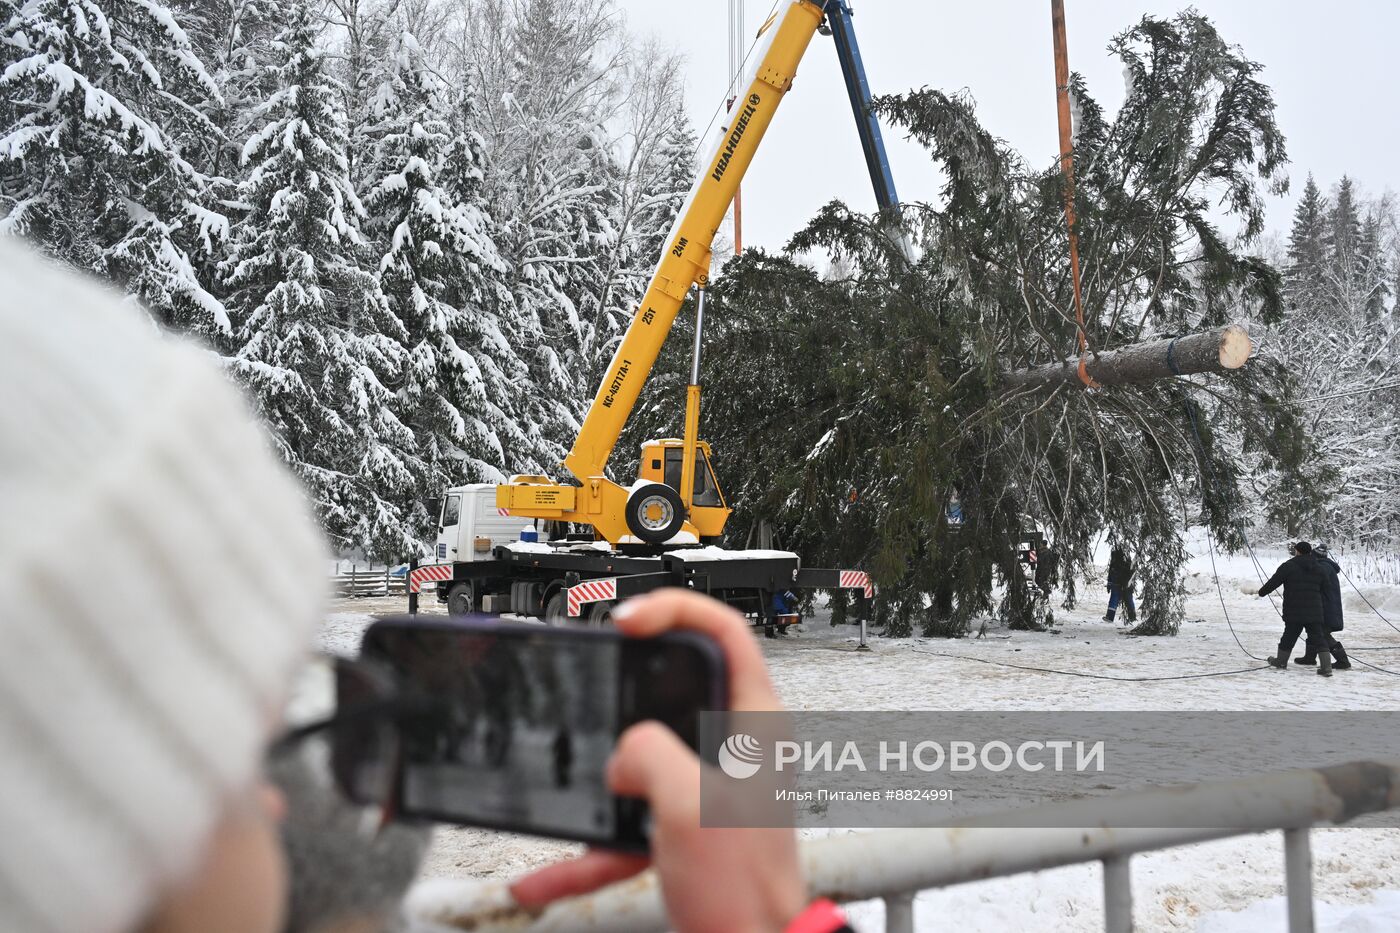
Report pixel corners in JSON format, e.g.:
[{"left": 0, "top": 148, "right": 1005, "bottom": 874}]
[{"left": 359, "top": 617, "right": 725, "bottom": 847}]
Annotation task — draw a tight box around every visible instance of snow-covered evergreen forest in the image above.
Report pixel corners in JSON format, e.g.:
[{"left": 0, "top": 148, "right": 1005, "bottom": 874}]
[
  {"left": 1274, "top": 175, "right": 1399, "bottom": 543},
  {"left": 0, "top": 0, "right": 694, "bottom": 559},
  {"left": 2, "top": 0, "right": 1396, "bottom": 602}
]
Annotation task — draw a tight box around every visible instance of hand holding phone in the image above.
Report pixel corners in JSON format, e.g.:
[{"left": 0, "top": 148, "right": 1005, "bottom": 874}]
[
  {"left": 358, "top": 610, "right": 726, "bottom": 849},
  {"left": 510, "top": 589, "right": 809, "bottom": 933}
]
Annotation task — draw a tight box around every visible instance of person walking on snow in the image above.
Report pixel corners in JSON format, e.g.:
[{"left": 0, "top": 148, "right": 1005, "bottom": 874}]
[
  {"left": 1035, "top": 547, "right": 1059, "bottom": 602},
  {"left": 1295, "top": 544, "right": 1351, "bottom": 670},
  {"left": 1257, "top": 541, "right": 1333, "bottom": 676},
  {"left": 1103, "top": 546, "right": 1137, "bottom": 624}
]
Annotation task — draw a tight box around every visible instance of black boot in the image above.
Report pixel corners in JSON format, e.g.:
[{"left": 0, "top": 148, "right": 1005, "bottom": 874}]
[
  {"left": 1267, "top": 656, "right": 1288, "bottom": 669},
  {"left": 1331, "top": 643, "right": 1351, "bottom": 670},
  {"left": 1294, "top": 651, "right": 1317, "bottom": 666},
  {"left": 1102, "top": 609, "right": 1116, "bottom": 623}
]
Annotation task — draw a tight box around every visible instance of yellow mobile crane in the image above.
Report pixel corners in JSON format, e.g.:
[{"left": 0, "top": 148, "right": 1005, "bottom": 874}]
[
  {"left": 410, "top": 0, "right": 892, "bottom": 627},
  {"left": 498, "top": 0, "right": 848, "bottom": 545}
]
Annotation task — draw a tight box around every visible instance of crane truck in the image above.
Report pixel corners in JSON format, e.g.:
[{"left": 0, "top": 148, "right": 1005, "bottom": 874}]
[{"left": 408, "top": 0, "right": 894, "bottom": 630}]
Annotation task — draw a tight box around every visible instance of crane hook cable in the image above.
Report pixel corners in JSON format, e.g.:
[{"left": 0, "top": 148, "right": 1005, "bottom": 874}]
[
  {"left": 691, "top": 0, "right": 782, "bottom": 170},
  {"left": 907, "top": 645, "right": 1267, "bottom": 683},
  {"left": 1338, "top": 563, "right": 1400, "bottom": 637},
  {"left": 1050, "top": 0, "right": 1099, "bottom": 390}
]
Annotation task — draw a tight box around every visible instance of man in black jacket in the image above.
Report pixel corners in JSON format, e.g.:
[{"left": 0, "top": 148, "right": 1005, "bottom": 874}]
[
  {"left": 1296, "top": 544, "right": 1351, "bottom": 670},
  {"left": 1257, "top": 541, "right": 1333, "bottom": 676},
  {"left": 1103, "top": 546, "right": 1137, "bottom": 624}
]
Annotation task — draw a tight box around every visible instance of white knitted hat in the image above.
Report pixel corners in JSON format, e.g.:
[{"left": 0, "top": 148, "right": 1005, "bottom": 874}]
[{"left": 0, "top": 241, "right": 328, "bottom": 933}]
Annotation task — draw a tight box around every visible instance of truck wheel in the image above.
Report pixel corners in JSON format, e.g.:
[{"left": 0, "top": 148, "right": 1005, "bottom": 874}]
[
  {"left": 624, "top": 482, "right": 685, "bottom": 544},
  {"left": 446, "top": 583, "right": 474, "bottom": 616},
  {"left": 543, "top": 590, "right": 569, "bottom": 625},
  {"left": 587, "top": 601, "right": 615, "bottom": 627}
]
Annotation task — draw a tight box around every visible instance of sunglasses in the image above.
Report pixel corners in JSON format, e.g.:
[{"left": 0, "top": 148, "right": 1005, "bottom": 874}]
[{"left": 269, "top": 657, "right": 418, "bottom": 834}]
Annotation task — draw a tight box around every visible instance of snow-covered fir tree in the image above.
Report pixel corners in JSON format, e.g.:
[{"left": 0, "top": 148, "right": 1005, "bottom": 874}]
[
  {"left": 585, "top": 52, "right": 695, "bottom": 399},
  {"left": 553, "top": 125, "right": 622, "bottom": 394},
  {"left": 222, "top": 0, "right": 414, "bottom": 560},
  {"left": 362, "top": 30, "right": 538, "bottom": 546},
  {"left": 1275, "top": 177, "right": 1398, "bottom": 544},
  {"left": 1285, "top": 174, "right": 1328, "bottom": 313},
  {"left": 634, "top": 109, "right": 697, "bottom": 271},
  {"left": 463, "top": 0, "right": 629, "bottom": 459},
  {"left": 178, "top": 0, "right": 283, "bottom": 182},
  {"left": 321, "top": 0, "right": 392, "bottom": 192},
  {"left": 0, "top": 0, "right": 229, "bottom": 337},
  {"left": 164, "top": 0, "right": 290, "bottom": 307}
]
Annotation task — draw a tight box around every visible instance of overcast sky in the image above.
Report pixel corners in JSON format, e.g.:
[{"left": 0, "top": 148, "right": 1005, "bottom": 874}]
[{"left": 616, "top": 1, "right": 1399, "bottom": 253}]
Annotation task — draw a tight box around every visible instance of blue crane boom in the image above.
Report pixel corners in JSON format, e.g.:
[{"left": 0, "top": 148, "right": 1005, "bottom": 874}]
[{"left": 823, "top": 0, "right": 900, "bottom": 211}]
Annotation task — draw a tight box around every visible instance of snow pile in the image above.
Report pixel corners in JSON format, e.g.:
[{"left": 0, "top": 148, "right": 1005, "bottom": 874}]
[
  {"left": 835, "top": 837, "right": 1400, "bottom": 933},
  {"left": 663, "top": 545, "right": 798, "bottom": 562},
  {"left": 402, "top": 877, "right": 515, "bottom": 933},
  {"left": 1344, "top": 586, "right": 1400, "bottom": 619},
  {"left": 501, "top": 541, "right": 553, "bottom": 555},
  {"left": 1197, "top": 891, "right": 1400, "bottom": 932},
  {"left": 617, "top": 530, "right": 699, "bottom": 546},
  {"left": 808, "top": 426, "right": 838, "bottom": 461}
]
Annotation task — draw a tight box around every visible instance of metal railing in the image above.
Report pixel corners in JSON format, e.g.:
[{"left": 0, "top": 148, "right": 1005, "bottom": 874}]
[
  {"left": 406, "top": 759, "right": 1400, "bottom": 933},
  {"left": 330, "top": 565, "right": 406, "bottom": 598}
]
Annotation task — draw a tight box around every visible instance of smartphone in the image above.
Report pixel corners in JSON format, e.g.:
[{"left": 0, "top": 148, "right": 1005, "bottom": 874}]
[{"left": 356, "top": 615, "right": 728, "bottom": 849}]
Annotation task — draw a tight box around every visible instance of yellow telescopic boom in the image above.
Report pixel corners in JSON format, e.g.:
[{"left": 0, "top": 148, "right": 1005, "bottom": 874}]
[
  {"left": 498, "top": 0, "right": 826, "bottom": 543},
  {"left": 563, "top": 1, "right": 825, "bottom": 481}
]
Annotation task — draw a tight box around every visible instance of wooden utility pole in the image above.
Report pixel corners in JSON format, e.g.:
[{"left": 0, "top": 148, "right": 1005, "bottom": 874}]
[{"left": 1050, "top": 0, "right": 1096, "bottom": 387}]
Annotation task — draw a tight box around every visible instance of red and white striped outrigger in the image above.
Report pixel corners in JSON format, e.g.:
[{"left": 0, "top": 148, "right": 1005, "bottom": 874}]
[
  {"left": 838, "top": 569, "right": 874, "bottom": 599},
  {"left": 562, "top": 569, "right": 875, "bottom": 617},
  {"left": 566, "top": 577, "right": 618, "bottom": 617},
  {"left": 408, "top": 563, "right": 453, "bottom": 593}
]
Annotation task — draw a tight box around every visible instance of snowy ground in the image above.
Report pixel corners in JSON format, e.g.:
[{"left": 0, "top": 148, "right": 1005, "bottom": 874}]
[{"left": 319, "top": 540, "right": 1400, "bottom": 931}]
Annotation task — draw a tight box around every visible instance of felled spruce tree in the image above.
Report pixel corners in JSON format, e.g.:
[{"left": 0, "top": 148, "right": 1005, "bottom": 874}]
[
  {"left": 627, "top": 12, "right": 1324, "bottom": 637},
  {"left": 222, "top": 1, "right": 412, "bottom": 561}
]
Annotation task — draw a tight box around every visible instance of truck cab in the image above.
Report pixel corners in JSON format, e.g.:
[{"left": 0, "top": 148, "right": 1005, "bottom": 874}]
[
  {"left": 435, "top": 484, "right": 551, "bottom": 564},
  {"left": 637, "top": 438, "right": 731, "bottom": 539}
]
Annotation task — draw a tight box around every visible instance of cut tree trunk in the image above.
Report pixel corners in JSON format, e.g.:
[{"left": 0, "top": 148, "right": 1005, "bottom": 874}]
[{"left": 1001, "top": 324, "right": 1251, "bottom": 390}]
